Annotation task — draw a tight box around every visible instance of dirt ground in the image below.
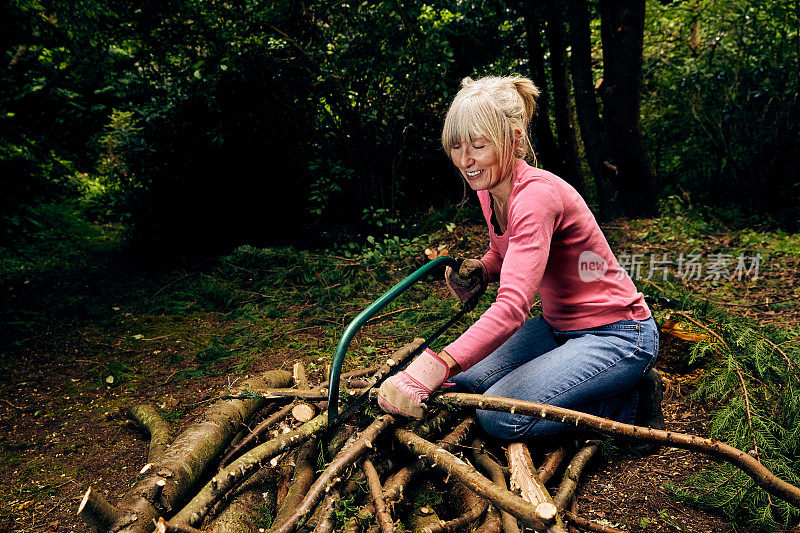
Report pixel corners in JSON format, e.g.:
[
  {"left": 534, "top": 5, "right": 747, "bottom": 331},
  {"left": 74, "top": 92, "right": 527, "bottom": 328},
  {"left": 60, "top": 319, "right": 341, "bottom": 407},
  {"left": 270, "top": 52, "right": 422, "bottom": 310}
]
[{"left": 1, "top": 218, "right": 799, "bottom": 533}]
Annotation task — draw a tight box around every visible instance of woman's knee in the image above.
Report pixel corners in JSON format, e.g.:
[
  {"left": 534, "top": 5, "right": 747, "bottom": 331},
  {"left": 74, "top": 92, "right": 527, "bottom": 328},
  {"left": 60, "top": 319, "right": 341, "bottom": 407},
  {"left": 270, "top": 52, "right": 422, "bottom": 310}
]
[{"left": 476, "top": 409, "right": 529, "bottom": 440}]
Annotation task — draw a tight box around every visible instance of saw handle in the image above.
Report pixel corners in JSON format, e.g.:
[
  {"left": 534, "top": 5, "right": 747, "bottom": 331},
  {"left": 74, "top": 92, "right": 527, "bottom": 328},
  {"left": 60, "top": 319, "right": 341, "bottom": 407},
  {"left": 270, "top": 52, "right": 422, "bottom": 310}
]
[{"left": 327, "top": 255, "right": 461, "bottom": 424}]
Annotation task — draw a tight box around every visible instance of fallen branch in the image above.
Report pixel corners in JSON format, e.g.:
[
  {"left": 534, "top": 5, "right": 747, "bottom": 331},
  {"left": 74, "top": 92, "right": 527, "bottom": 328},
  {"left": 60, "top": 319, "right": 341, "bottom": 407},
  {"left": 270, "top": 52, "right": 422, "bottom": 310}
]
[
  {"left": 271, "top": 414, "right": 397, "bottom": 533},
  {"left": 153, "top": 517, "right": 202, "bottom": 533},
  {"left": 473, "top": 503, "right": 502, "bottom": 533},
  {"left": 77, "top": 487, "right": 127, "bottom": 533},
  {"left": 171, "top": 409, "right": 330, "bottom": 527},
  {"left": 79, "top": 370, "right": 293, "bottom": 533},
  {"left": 310, "top": 488, "right": 340, "bottom": 533},
  {"left": 424, "top": 486, "right": 488, "bottom": 533},
  {"left": 363, "top": 457, "right": 396, "bottom": 533},
  {"left": 272, "top": 437, "right": 319, "bottom": 527},
  {"left": 126, "top": 404, "right": 174, "bottom": 464},
  {"left": 383, "top": 415, "right": 472, "bottom": 505},
  {"left": 393, "top": 429, "right": 552, "bottom": 531},
  {"left": 470, "top": 438, "right": 520, "bottom": 533},
  {"left": 538, "top": 446, "right": 567, "bottom": 485},
  {"left": 553, "top": 442, "right": 600, "bottom": 509},
  {"left": 507, "top": 443, "right": 565, "bottom": 533},
  {"left": 207, "top": 466, "right": 276, "bottom": 533},
  {"left": 563, "top": 511, "right": 624, "bottom": 533},
  {"left": 218, "top": 402, "right": 295, "bottom": 468},
  {"left": 431, "top": 393, "right": 800, "bottom": 508}
]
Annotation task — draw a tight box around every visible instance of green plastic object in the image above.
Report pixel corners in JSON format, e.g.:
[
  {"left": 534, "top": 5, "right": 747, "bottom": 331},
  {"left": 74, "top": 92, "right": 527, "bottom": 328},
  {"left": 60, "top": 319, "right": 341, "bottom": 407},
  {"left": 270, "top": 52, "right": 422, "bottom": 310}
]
[{"left": 327, "top": 255, "right": 460, "bottom": 424}]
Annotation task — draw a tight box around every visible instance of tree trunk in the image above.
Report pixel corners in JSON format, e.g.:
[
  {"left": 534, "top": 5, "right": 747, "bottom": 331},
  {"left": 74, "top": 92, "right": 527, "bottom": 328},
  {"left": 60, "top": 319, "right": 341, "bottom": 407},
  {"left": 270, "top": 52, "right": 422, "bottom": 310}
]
[
  {"left": 598, "top": 0, "right": 658, "bottom": 217},
  {"left": 543, "top": 2, "right": 585, "bottom": 196},
  {"left": 521, "top": 1, "right": 561, "bottom": 173},
  {"left": 565, "top": 0, "right": 619, "bottom": 220}
]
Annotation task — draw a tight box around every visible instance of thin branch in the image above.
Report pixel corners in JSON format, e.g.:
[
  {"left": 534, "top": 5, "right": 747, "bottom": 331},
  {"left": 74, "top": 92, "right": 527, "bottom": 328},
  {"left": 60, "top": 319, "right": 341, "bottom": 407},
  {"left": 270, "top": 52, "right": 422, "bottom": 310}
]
[
  {"left": 431, "top": 393, "right": 800, "bottom": 508},
  {"left": 735, "top": 369, "right": 761, "bottom": 460},
  {"left": 393, "top": 429, "right": 553, "bottom": 531},
  {"left": 363, "top": 457, "right": 396, "bottom": 533},
  {"left": 272, "top": 415, "right": 396, "bottom": 533}
]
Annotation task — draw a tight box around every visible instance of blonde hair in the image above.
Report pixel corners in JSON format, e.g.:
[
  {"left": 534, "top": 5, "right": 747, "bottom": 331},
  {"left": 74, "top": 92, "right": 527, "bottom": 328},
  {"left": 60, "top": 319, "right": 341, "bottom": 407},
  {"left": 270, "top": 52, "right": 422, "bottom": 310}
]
[{"left": 442, "top": 76, "right": 541, "bottom": 181}]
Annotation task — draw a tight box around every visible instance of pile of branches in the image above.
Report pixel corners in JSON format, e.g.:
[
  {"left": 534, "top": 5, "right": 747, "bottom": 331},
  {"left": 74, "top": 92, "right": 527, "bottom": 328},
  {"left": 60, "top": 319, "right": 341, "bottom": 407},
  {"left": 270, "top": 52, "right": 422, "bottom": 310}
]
[{"left": 78, "top": 340, "right": 800, "bottom": 533}]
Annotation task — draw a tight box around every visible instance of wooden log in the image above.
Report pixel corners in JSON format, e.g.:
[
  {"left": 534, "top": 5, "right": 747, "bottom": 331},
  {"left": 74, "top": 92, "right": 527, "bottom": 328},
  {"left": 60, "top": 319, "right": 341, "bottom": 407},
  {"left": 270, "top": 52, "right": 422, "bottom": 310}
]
[
  {"left": 293, "top": 362, "right": 309, "bottom": 390},
  {"left": 431, "top": 393, "right": 800, "bottom": 508},
  {"left": 363, "top": 457, "right": 396, "bottom": 533},
  {"left": 473, "top": 504, "right": 502, "bottom": 533},
  {"left": 77, "top": 487, "right": 127, "bottom": 533},
  {"left": 470, "top": 439, "right": 520, "bottom": 533},
  {"left": 273, "top": 437, "right": 320, "bottom": 527},
  {"left": 219, "top": 402, "right": 295, "bottom": 468},
  {"left": 411, "top": 480, "right": 442, "bottom": 533},
  {"left": 310, "top": 488, "right": 340, "bottom": 533},
  {"left": 553, "top": 442, "right": 600, "bottom": 509},
  {"left": 127, "top": 404, "right": 174, "bottom": 464},
  {"left": 207, "top": 487, "right": 272, "bottom": 533},
  {"left": 270, "top": 415, "right": 397, "bottom": 533},
  {"left": 423, "top": 484, "right": 488, "bottom": 533},
  {"left": 291, "top": 403, "right": 317, "bottom": 423},
  {"left": 79, "top": 370, "right": 293, "bottom": 533},
  {"left": 171, "top": 409, "right": 330, "bottom": 527},
  {"left": 538, "top": 446, "right": 567, "bottom": 485},
  {"left": 383, "top": 415, "right": 472, "bottom": 506},
  {"left": 507, "top": 443, "right": 566, "bottom": 533},
  {"left": 207, "top": 463, "right": 276, "bottom": 532},
  {"left": 393, "top": 429, "right": 551, "bottom": 531}
]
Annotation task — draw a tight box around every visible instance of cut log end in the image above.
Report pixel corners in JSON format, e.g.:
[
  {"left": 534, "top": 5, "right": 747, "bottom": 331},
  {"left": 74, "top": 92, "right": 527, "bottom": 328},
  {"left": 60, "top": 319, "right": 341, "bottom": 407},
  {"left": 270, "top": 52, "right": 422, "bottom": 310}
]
[
  {"left": 292, "top": 403, "right": 317, "bottom": 423},
  {"left": 535, "top": 501, "right": 557, "bottom": 522}
]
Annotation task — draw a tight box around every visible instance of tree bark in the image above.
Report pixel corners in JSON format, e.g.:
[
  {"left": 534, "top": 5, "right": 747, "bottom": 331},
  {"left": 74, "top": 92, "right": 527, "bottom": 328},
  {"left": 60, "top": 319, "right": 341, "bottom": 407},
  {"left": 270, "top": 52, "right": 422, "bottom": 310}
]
[
  {"left": 537, "top": 446, "right": 567, "bottom": 485},
  {"left": 543, "top": 2, "right": 585, "bottom": 195},
  {"left": 423, "top": 485, "right": 488, "bottom": 533},
  {"left": 470, "top": 438, "right": 520, "bottom": 533},
  {"left": 565, "top": 0, "right": 619, "bottom": 220},
  {"left": 507, "top": 443, "right": 566, "bottom": 533},
  {"left": 271, "top": 414, "right": 396, "bottom": 533},
  {"left": 127, "top": 404, "right": 173, "bottom": 465},
  {"left": 553, "top": 442, "right": 600, "bottom": 509},
  {"left": 598, "top": 0, "right": 658, "bottom": 217},
  {"left": 363, "top": 457, "right": 397, "bottom": 533},
  {"left": 171, "top": 409, "right": 330, "bottom": 528},
  {"left": 520, "top": 1, "right": 562, "bottom": 173},
  {"left": 272, "top": 437, "right": 320, "bottom": 527}
]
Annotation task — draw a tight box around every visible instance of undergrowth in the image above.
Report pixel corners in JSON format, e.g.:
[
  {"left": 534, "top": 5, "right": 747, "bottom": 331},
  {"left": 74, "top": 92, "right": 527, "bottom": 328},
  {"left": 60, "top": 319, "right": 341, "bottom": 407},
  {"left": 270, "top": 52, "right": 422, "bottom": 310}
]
[
  {"left": 644, "top": 282, "right": 800, "bottom": 531},
  {"left": 146, "top": 234, "right": 498, "bottom": 379}
]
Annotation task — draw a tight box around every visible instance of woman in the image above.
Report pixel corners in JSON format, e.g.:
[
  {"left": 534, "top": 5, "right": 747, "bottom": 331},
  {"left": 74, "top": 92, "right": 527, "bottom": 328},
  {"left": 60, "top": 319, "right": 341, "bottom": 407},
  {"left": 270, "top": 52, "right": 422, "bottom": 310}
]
[{"left": 378, "top": 75, "right": 663, "bottom": 441}]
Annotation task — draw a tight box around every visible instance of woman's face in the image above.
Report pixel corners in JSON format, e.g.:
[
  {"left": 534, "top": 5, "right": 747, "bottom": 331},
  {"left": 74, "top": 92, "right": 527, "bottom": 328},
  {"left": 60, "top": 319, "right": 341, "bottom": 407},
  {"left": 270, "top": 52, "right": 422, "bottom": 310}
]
[{"left": 450, "top": 137, "right": 503, "bottom": 192}]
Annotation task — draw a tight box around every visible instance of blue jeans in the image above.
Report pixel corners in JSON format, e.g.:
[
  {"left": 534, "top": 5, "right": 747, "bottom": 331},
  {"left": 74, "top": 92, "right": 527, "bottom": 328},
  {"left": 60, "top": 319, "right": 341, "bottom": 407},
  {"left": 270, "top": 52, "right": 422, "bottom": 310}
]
[{"left": 448, "top": 316, "right": 659, "bottom": 440}]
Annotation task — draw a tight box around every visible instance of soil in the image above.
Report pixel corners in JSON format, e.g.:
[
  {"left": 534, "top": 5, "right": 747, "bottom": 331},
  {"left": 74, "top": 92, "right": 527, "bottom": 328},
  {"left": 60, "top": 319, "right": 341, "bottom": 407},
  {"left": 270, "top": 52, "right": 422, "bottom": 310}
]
[{"left": 1, "top": 218, "right": 798, "bottom": 533}]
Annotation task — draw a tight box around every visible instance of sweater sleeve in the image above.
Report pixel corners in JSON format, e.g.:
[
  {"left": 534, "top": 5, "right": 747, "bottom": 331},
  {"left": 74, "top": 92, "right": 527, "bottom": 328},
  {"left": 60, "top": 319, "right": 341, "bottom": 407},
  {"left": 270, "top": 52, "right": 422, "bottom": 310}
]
[
  {"left": 480, "top": 238, "right": 503, "bottom": 282},
  {"left": 445, "top": 181, "right": 561, "bottom": 371}
]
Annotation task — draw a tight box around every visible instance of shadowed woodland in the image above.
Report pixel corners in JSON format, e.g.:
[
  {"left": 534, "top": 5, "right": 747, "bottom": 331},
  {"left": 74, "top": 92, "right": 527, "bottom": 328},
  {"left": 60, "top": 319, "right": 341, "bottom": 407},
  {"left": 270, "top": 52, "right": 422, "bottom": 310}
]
[{"left": 2, "top": 1, "right": 800, "bottom": 532}]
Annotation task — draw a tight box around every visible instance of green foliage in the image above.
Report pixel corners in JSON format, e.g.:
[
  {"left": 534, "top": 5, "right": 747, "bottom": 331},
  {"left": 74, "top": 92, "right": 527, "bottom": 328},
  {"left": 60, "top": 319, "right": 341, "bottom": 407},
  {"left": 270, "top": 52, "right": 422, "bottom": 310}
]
[
  {"left": 644, "top": 0, "right": 800, "bottom": 230},
  {"left": 644, "top": 283, "right": 800, "bottom": 531}
]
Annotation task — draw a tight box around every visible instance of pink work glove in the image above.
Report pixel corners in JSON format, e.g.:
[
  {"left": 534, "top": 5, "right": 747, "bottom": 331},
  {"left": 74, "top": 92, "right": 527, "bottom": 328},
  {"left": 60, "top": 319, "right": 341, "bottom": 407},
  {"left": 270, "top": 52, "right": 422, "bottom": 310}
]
[
  {"left": 445, "top": 259, "right": 488, "bottom": 303},
  {"left": 377, "top": 348, "right": 450, "bottom": 418}
]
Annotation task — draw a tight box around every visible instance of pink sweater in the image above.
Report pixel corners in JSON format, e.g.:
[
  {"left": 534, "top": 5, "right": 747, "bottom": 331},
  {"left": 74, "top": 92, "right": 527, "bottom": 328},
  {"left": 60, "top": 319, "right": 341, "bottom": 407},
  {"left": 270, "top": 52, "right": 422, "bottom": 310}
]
[{"left": 445, "top": 159, "right": 650, "bottom": 371}]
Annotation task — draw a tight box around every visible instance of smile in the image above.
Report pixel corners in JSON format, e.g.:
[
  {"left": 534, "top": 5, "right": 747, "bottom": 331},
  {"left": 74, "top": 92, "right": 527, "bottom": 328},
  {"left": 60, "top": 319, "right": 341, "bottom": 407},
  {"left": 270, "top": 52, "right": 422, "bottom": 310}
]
[{"left": 466, "top": 169, "right": 484, "bottom": 178}]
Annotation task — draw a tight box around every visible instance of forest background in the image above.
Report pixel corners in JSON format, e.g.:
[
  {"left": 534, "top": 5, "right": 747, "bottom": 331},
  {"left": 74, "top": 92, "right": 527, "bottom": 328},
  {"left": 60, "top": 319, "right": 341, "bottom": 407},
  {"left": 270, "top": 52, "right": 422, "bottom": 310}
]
[{"left": 2, "top": 0, "right": 800, "bottom": 532}]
